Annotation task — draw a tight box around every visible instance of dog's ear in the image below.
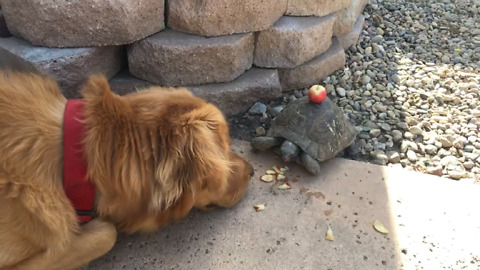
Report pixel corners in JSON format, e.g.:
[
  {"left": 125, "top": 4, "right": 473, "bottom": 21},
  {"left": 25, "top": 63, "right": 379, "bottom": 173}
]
[
  {"left": 153, "top": 103, "right": 231, "bottom": 209},
  {"left": 82, "top": 74, "right": 128, "bottom": 115},
  {"left": 82, "top": 74, "right": 111, "bottom": 98}
]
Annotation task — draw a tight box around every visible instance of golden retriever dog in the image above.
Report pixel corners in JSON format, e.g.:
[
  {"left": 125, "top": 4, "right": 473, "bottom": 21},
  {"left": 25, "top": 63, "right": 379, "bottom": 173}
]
[{"left": 0, "top": 71, "right": 252, "bottom": 270}]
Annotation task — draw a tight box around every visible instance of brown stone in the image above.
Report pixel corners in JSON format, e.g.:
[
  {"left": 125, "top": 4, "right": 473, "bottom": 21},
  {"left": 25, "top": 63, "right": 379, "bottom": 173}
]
[
  {"left": 254, "top": 15, "right": 336, "bottom": 68},
  {"left": 333, "top": 0, "right": 368, "bottom": 36},
  {"left": 0, "top": 0, "right": 164, "bottom": 47},
  {"left": 278, "top": 38, "right": 345, "bottom": 91},
  {"left": 0, "top": 11, "right": 10, "bottom": 37},
  {"left": 337, "top": 15, "right": 365, "bottom": 49},
  {"left": 167, "top": 0, "right": 287, "bottom": 37},
  {"left": 0, "top": 37, "right": 125, "bottom": 98},
  {"left": 109, "top": 70, "right": 152, "bottom": 96},
  {"left": 286, "top": 0, "right": 351, "bottom": 17},
  {"left": 128, "top": 29, "right": 254, "bottom": 86},
  {"left": 188, "top": 68, "right": 282, "bottom": 116}
]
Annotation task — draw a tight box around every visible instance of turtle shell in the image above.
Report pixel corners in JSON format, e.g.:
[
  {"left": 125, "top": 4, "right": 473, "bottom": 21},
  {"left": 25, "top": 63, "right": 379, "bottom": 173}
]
[{"left": 267, "top": 96, "right": 357, "bottom": 161}]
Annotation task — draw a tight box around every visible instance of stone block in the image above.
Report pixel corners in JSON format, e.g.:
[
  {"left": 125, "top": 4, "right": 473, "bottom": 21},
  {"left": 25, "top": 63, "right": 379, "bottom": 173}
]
[
  {"left": 0, "top": 11, "right": 11, "bottom": 37},
  {"left": 254, "top": 15, "right": 336, "bottom": 68},
  {"left": 0, "top": 37, "right": 125, "bottom": 98},
  {"left": 286, "top": 0, "right": 351, "bottom": 17},
  {"left": 337, "top": 15, "right": 365, "bottom": 49},
  {"left": 188, "top": 68, "right": 282, "bottom": 116},
  {"left": 333, "top": 0, "right": 368, "bottom": 36},
  {"left": 0, "top": 0, "right": 164, "bottom": 47},
  {"left": 109, "top": 70, "right": 152, "bottom": 96},
  {"left": 128, "top": 29, "right": 254, "bottom": 86},
  {"left": 167, "top": 0, "right": 287, "bottom": 37},
  {"left": 278, "top": 38, "right": 345, "bottom": 91}
]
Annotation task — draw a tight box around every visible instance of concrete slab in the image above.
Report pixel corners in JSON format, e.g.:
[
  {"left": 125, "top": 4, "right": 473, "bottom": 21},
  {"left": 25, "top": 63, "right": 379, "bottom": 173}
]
[{"left": 89, "top": 140, "right": 480, "bottom": 270}]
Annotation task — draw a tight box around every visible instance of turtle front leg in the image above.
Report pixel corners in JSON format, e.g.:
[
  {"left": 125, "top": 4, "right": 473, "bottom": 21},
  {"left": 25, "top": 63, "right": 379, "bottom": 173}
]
[{"left": 300, "top": 151, "right": 321, "bottom": 175}]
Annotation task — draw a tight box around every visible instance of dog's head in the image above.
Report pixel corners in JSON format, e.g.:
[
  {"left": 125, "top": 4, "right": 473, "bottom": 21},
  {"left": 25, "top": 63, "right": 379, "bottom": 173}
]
[{"left": 82, "top": 75, "right": 252, "bottom": 232}]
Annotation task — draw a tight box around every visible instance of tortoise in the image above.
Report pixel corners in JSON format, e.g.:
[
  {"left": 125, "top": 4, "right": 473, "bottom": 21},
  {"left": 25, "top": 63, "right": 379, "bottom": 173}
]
[{"left": 251, "top": 96, "right": 357, "bottom": 175}]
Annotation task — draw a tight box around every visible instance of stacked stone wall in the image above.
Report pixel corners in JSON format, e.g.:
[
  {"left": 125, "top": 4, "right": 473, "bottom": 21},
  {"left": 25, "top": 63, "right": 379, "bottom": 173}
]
[{"left": 0, "top": 0, "right": 367, "bottom": 116}]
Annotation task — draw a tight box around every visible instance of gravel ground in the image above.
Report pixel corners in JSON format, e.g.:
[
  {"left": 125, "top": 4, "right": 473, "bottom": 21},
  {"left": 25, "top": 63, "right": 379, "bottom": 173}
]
[{"left": 229, "top": 0, "right": 480, "bottom": 182}]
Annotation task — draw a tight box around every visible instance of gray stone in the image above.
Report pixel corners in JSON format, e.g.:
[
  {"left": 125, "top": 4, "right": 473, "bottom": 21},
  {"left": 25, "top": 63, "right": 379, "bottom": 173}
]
[
  {"left": 128, "top": 29, "right": 254, "bottom": 86},
  {"left": 424, "top": 145, "right": 438, "bottom": 155},
  {"left": 427, "top": 166, "right": 443, "bottom": 176},
  {"left": 299, "top": 151, "right": 321, "bottom": 175},
  {"left": 464, "top": 161, "right": 475, "bottom": 170},
  {"left": 406, "top": 150, "right": 417, "bottom": 162},
  {"left": 409, "top": 126, "right": 423, "bottom": 135},
  {"left": 333, "top": 0, "right": 368, "bottom": 36},
  {"left": 251, "top": 136, "right": 284, "bottom": 151},
  {"left": 286, "top": 0, "right": 351, "bottom": 17},
  {"left": 370, "top": 150, "right": 388, "bottom": 164},
  {"left": 337, "top": 15, "right": 365, "bottom": 49},
  {"left": 278, "top": 38, "right": 345, "bottom": 91},
  {"left": 387, "top": 151, "right": 401, "bottom": 163},
  {"left": 369, "top": 129, "right": 381, "bottom": 137},
  {"left": 168, "top": 0, "right": 287, "bottom": 37},
  {"left": 397, "top": 122, "right": 408, "bottom": 130},
  {"left": 255, "top": 126, "right": 266, "bottom": 136},
  {"left": 380, "top": 123, "right": 391, "bottom": 131},
  {"left": 392, "top": 74, "right": 401, "bottom": 83},
  {"left": 109, "top": 70, "right": 153, "bottom": 96},
  {"left": 371, "top": 35, "right": 383, "bottom": 43},
  {"left": 249, "top": 102, "right": 267, "bottom": 115},
  {"left": 453, "top": 138, "right": 464, "bottom": 149},
  {"left": 372, "top": 102, "right": 387, "bottom": 112},
  {"left": 293, "top": 90, "right": 303, "bottom": 98},
  {"left": 1, "top": 0, "right": 164, "bottom": 47},
  {"left": 336, "top": 87, "right": 346, "bottom": 97},
  {"left": 440, "top": 156, "right": 459, "bottom": 167},
  {"left": 391, "top": 130, "right": 403, "bottom": 142},
  {"left": 448, "top": 170, "right": 468, "bottom": 180},
  {"left": 373, "top": 142, "right": 386, "bottom": 151},
  {"left": 269, "top": 106, "right": 284, "bottom": 117},
  {"left": 0, "top": 11, "right": 11, "bottom": 37},
  {"left": 0, "top": 36, "right": 125, "bottom": 98},
  {"left": 189, "top": 68, "right": 282, "bottom": 116},
  {"left": 280, "top": 140, "right": 300, "bottom": 162},
  {"left": 437, "top": 136, "right": 453, "bottom": 148},
  {"left": 362, "top": 75, "right": 371, "bottom": 85},
  {"left": 400, "top": 141, "right": 418, "bottom": 153},
  {"left": 254, "top": 15, "right": 336, "bottom": 68}
]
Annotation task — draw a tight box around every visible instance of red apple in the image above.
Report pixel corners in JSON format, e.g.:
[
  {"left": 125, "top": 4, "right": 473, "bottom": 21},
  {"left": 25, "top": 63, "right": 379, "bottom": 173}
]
[{"left": 308, "top": 85, "right": 327, "bottom": 103}]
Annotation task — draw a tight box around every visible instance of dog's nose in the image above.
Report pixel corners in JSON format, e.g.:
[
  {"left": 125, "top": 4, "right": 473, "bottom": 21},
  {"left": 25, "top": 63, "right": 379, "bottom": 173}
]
[{"left": 250, "top": 166, "right": 255, "bottom": 177}]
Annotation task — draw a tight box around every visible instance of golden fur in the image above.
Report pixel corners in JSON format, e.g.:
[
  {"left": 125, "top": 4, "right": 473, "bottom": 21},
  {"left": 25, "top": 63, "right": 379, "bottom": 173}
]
[{"left": 0, "top": 71, "right": 252, "bottom": 269}]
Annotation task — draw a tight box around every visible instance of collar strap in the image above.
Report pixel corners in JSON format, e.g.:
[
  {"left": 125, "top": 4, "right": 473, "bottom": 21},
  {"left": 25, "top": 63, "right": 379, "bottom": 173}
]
[{"left": 63, "top": 99, "right": 96, "bottom": 223}]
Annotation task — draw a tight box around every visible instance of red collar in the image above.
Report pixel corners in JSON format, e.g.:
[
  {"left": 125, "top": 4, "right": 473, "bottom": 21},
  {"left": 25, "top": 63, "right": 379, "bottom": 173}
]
[{"left": 63, "top": 99, "right": 95, "bottom": 223}]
